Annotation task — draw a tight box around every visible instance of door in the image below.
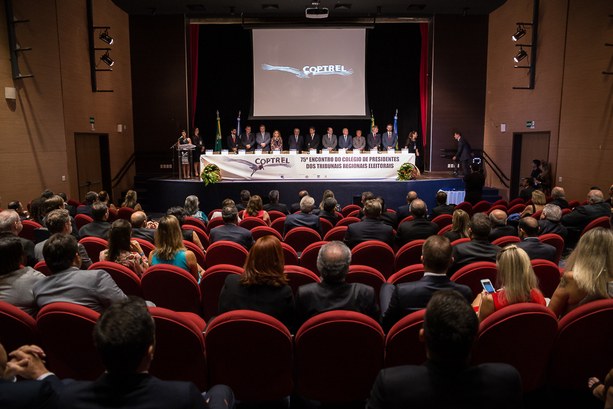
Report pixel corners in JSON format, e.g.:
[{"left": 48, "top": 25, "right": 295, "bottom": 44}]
[
  {"left": 75, "top": 133, "right": 110, "bottom": 200},
  {"left": 510, "top": 132, "right": 550, "bottom": 198}
]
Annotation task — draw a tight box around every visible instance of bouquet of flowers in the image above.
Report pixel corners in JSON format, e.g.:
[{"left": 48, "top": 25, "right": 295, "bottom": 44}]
[
  {"left": 397, "top": 162, "right": 420, "bottom": 180},
  {"left": 200, "top": 164, "right": 221, "bottom": 185}
]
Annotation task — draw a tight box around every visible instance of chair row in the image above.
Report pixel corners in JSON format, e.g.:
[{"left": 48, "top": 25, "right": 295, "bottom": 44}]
[{"left": 2, "top": 300, "right": 611, "bottom": 402}]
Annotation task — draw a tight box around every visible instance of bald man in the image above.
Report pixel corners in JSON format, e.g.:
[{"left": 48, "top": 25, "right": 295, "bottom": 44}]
[
  {"left": 488, "top": 209, "right": 518, "bottom": 241},
  {"left": 516, "top": 217, "right": 557, "bottom": 262},
  {"left": 562, "top": 189, "right": 611, "bottom": 247},
  {"left": 396, "top": 191, "right": 419, "bottom": 222}
]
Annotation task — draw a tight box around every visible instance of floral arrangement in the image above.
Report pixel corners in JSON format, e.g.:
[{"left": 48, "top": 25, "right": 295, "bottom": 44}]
[
  {"left": 200, "top": 164, "right": 221, "bottom": 185},
  {"left": 397, "top": 162, "right": 420, "bottom": 180}
]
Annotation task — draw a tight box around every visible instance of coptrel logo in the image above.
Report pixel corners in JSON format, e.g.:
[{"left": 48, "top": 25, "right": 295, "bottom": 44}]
[
  {"left": 233, "top": 158, "right": 292, "bottom": 177},
  {"left": 262, "top": 64, "right": 353, "bottom": 78}
]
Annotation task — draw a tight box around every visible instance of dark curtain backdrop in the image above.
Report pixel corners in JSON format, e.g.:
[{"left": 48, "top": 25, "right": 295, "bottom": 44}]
[{"left": 194, "top": 24, "right": 422, "bottom": 150}]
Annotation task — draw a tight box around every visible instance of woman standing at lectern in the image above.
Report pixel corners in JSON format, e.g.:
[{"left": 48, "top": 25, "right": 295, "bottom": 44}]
[
  {"left": 178, "top": 130, "right": 191, "bottom": 179},
  {"left": 192, "top": 127, "right": 204, "bottom": 178}
]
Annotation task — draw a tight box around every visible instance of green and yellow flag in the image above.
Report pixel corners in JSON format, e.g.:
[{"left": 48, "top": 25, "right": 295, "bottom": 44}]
[
  {"left": 370, "top": 110, "right": 375, "bottom": 133},
  {"left": 214, "top": 110, "right": 222, "bottom": 152}
]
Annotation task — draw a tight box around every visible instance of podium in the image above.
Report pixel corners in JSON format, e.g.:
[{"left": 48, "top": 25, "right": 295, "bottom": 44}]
[{"left": 177, "top": 143, "right": 195, "bottom": 179}]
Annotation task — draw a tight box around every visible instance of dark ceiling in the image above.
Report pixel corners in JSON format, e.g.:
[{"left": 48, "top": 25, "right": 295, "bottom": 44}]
[{"left": 112, "top": 0, "right": 507, "bottom": 19}]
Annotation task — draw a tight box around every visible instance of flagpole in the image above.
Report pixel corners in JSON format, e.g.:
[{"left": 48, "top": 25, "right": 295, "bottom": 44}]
[
  {"left": 393, "top": 108, "right": 399, "bottom": 149},
  {"left": 214, "top": 110, "right": 222, "bottom": 152}
]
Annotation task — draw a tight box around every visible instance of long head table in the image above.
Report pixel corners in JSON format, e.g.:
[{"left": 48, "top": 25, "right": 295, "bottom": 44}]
[{"left": 200, "top": 151, "right": 416, "bottom": 181}]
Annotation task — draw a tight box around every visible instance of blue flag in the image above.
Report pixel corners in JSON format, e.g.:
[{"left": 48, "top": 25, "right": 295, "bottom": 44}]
[
  {"left": 237, "top": 110, "right": 241, "bottom": 137},
  {"left": 393, "top": 109, "right": 399, "bottom": 149}
]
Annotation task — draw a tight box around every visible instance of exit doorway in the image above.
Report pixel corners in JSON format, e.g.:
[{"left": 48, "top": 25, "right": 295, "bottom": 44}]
[
  {"left": 510, "top": 131, "right": 550, "bottom": 198},
  {"left": 74, "top": 133, "right": 111, "bottom": 201}
]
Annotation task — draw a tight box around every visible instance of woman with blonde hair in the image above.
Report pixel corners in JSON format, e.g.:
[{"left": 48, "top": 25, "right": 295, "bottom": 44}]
[
  {"left": 218, "top": 235, "right": 294, "bottom": 327},
  {"left": 243, "top": 194, "right": 271, "bottom": 225},
  {"left": 520, "top": 189, "right": 546, "bottom": 218},
  {"left": 121, "top": 190, "right": 142, "bottom": 211},
  {"left": 149, "top": 215, "right": 202, "bottom": 280},
  {"left": 549, "top": 227, "right": 613, "bottom": 317},
  {"left": 443, "top": 209, "right": 470, "bottom": 242},
  {"left": 473, "top": 245, "right": 545, "bottom": 321}
]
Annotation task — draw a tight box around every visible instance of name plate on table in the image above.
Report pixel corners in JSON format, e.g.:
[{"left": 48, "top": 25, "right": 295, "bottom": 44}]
[
  {"left": 322, "top": 149, "right": 330, "bottom": 154},
  {"left": 221, "top": 150, "right": 229, "bottom": 155},
  {"left": 255, "top": 149, "right": 263, "bottom": 154},
  {"left": 289, "top": 149, "right": 297, "bottom": 155},
  {"left": 370, "top": 149, "right": 379, "bottom": 154},
  {"left": 338, "top": 148, "right": 347, "bottom": 154},
  {"left": 205, "top": 150, "right": 214, "bottom": 155},
  {"left": 386, "top": 148, "right": 395, "bottom": 154},
  {"left": 238, "top": 149, "right": 246, "bottom": 155},
  {"left": 309, "top": 149, "right": 317, "bottom": 154},
  {"left": 401, "top": 148, "right": 409, "bottom": 154},
  {"left": 353, "top": 149, "right": 361, "bottom": 154}
]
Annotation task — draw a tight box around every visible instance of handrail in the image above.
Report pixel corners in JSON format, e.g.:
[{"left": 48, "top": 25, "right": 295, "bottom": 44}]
[
  {"left": 111, "top": 153, "right": 135, "bottom": 189},
  {"left": 481, "top": 150, "right": 510, "bottom": 189}
]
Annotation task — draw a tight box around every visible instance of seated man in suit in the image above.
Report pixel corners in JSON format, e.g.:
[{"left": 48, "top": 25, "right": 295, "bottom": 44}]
[
  {"left": 538, "top": 203, "right": 567, "bottom": 241},
  {"left": 284, "top": 196, "right": 321, "bottom": 235},
  {"left": 56, "top": 297, "right": 234, "bottom": 409},
  {"left": 449, "top": 213, "right": 501, "bottom": 276},
  {"left": 395, "top": 199, "right": 439, "bottom": 248},
  {"left": 430, "top": 191, "right": 455, "bottom": 218},
  {"left": 130, "top": 211, "right": 157, "bottom": 243},
  {"left": 344, "top": 199, "right": 394, "bottom": 249},
  {"left": 562, "top": 189, "right": 611, "bottom": 247},
  {"left": 381, "top": 235, "right": 473, "bottom": 331},
  {"left": 295, "top": 241, "right": 379, "bottom": 326},
  {"left": 319, "top": 197, "right": 341, "bottom": 226},
  {"left": 76, "top": 191, "right": 98, "bottom": 216},
  {"left": 367, "top": 290, "right": 523, "bottom": 409},
  {"left": 488, "top": 209, "right": 518, "bottom": 241},
  {"left": 516, "top": 217, "right": 557, "bottom": 262},
  {"left": 396, "top": 191, "right": 418, "bottom": 223},
  {"left": 209, "top": 205, "right": 254, "bottom": 250},
  {"left": 337, "top": 128, "right": 353, "bottom": 150},
  {"left": 263, "top": 190, "right": 289, "bottom": 215},
  {"left": 78, "top": 202, "right": 111, "bottom": 240},
  {"left": 550, "top": 186, "right": 569, "bottom": 210},
  {"left": 0, "top": 210, "right": 36, "bottom": 267},
  {"left": 41, "top": 194, "right": 80, "bottom": 240},
  {"left": 33, "top": 234, "right": 127, "bottom": 313}
]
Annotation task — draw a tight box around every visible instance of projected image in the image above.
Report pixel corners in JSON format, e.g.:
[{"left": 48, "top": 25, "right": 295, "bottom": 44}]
[{"left": 253, "top": 28, "right": 367, "bottom": 118}]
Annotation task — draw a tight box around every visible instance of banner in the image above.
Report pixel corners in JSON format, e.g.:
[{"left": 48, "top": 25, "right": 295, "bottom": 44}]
[{"left": 201, "top": 152, "right": 415, "bottom": 181}]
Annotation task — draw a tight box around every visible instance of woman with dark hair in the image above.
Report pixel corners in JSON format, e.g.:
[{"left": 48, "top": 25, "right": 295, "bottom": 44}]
[
  {"left": 405, "top": 131, "right": 423, "bottom": 172},
  {"left": 243, "top": 195, "right": 271, "bottom": 226},
  {"left": 100, "top": 219, "right": 149, "bottom": 276},
  {"left": 218, "top": 235, "right": 294, "bottom": 328},
  {"left": 98, "top": 190, "right": 117, "bottom": 210},
  {"left": 149, "top": 215, "right": 202, "bottom": 280}
]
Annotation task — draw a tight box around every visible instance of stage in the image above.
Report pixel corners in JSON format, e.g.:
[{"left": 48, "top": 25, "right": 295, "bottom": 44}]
[{"left": 140, "top": 172, "right": 500, "bottom": 215}]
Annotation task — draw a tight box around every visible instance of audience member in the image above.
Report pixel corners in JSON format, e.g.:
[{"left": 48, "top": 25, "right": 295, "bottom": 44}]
[
  {"left": 295, "top": 241, "right": 379, "bottom": 326},
  {"left": 488, "top": 209, "right": 518, "bottom": 241},
  {"left": 130, "top": 211, "right": 156, "bottom": 243},
  {"left": 473, "top": 245, "right": 545, "bottom": 322},
  {"left": 562, "top": 189, "right": 612, "bottom": 246},
  {"left": 518, "top": 177, "right": 535, "bottom": 202},
  {"left": 29, "top": 196, "right": 47, "bottom": 224},
  {"left": 290, "top": 190, "right": 309, "bottom": 214},
  {"left": 58, "top": 192, "right": 76, "bottom": 217},
  {"left": 463, "top": 163, "right": 485, "bottom": 205},
  {"left": 0, "top": 209, "right": 36, "bottom": 267},
  {"left": 516, "top": 217, "right": 557, "bottom": 261},
  {"left": 236, "top": 190, "right": 251, "bottom": 211},
  {"left": 443, "top": 209, "right": 471, "bottom": 242},
  {"left": 243, "top": 195, "right": 271, "bottom": 226},
  {"left": 449, "top": 213, "right": 501, "bottom": 276},
  {"left": 357, "top": 191, "right": 376, "bottom": 218},
  {"left": 34, "top": 209, "right": 92, "bottom": 269},
  {"left": 0, "top": 235, "right": 46, "bottom": 316},
  {"left": 344, "top": 199, "right": 394, "bottom": 249},
  {"left": 42, "top": 195, "right": 79, "bottom": 240},
  {"left": 184, "top": 195, "right": 209, "bottom": 224},
  {"left": 367, "top": 290, "right": 523, "bottom": 409},
  {"left": 76, "top": 191, "right": 98, "bottom": 216},
  {"left": 607, "top": 184, "right": 613, "bottom": 206},
  {"left": 263, "top": 190, "right": 289, "bottom": 215},
  {"left": 588, "top": 368, "right": 613, "bottom": 409},
  {"left": 396, "top": 191, "right": 418, "bottom": 222},
  {"left": 78, "top": 202, "right": 111, "bottom": 240},
  {"left": 100, "top": 219, "right": 149, "bottom": 276},
  {"left": 381, "top": 236, "right": 472, "bottom": 331},
  {"left": 218, "top": 236, "right": 294, "bottom": 328},
  {"left": 7, "top": 201, "right": 29, "bottom": 220},
  {"left": 395, "top": 199, "right": 438, "bottom": 248},
  {"left": 284, "top": 196, "right": 321, "bottom": 235},
  {"left": 430, "top": 191, "right": 455, "bottom": 218},
  {"left": 121, "top": 190, "right": 142, "bottom": 211},
  {"left": 377, "top": 196, "right": 398, "bottom": 229},
  {"left": 318, "top": 197, "right": 341, "bottom": 226},
  {"left": 538, "top": 203, "right": 567, "bottom": 240},
  {"left": 210, "top": 199, "right": 240, "bottom": 222},
  {"left": 98, "top": 190, "right": 116, "bottom": 211},
  {"left": 549, "top": 227, "right": 613, "bottom": 318},
  {"left": 166, "top": 207, "right": 204, "bottom": 250},
  {"left": 550, "top": 186, "right": 569, "bottom": 209},
  {"left": 33, "top": 234, "right": 127, "bottom": 312},
  {"left": 520, "top": 189, "right": 547, "bottom": 218},
  {"left": 317, "top": 189, "right": 342, "bottom": 214},
  {"left": 209, "top": 205, "right": 254, "bottom": 250}
]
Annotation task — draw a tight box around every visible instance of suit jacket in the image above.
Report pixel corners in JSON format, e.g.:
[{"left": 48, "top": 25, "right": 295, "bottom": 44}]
[
  {"left": 239, "top": 132, "right": 255, "bottom": 151},
  {"left": 305, "top": 134, "right": 321, "bottom": 151},
  {"left": 0, "top": 266, "right": 46, "bottom": 316},
  {"left": 0, "top": 375, "right": 62, "bottom": 409},
  {"left": 431, "top": 204, "right": 455, "bottom": 218},
  {"left": 319, "top": 210, "right": 341, "bottom": 226},
  {"left": 352, "top": 136, "right": 366, "bottom": 150},
  {"left": 321, "top": 134, "right": 337, "bottom": 150},
  {"left": 33, "top": 266, "right": 127, "bottom": 313},
  {"left": 287, "top": 134, "right": 304, "bottom": 151},
  {"left": 295, "top": 281, "right": 379, "bottom": 326},
  {"left": 78, "top": 221, "right": 111, "bottom": 240},
  {"left": 450, "top": 239, "right": 501, "bottom": 276},
  {"left": 381, "top": 274, "right": 473, "bottom": 331},
  {"left": 58, "top": 373, "right": 206, "bottom": 409},
  {"left": 516, "top": 237, "right": 557, "bottom": 262},
  {"left": 488, "top": 225, "right": 518, "bottom": 242},
  {"left": 396, "top": 204, "right": 410, "bottom": 222},
  {"left": 395, "top": 218, "right": 439, "bottom": 247},
  {"left": 131, "top": 227, "right": 156, "bottom": 243},
  {"left": 455, "top": 137, "right": 472, "bottom": 161},
  {"left": 366, "top": 361, "right": 523, "bottom": 409},
  {"left": 382, "top": 132, "right": 398, "bottom": 149},
  {"left": 256, "top": 131, "right": 271, "bottom": 152},
  {"left": 18, "top": 236, "right": 37, "bottom": 267},
  {"left": 209, "top": 223, "right": 254, "bottom": 250},
  {"left": 561, "top": 202, "right": 611, "bottom": 232},
  {"left": 264, "top": 203, "right": 289, "bottom": 215},
  {"left": 380, "top": 211, "right": 398, "bottom": 229},
  {"left": 538, "top": 219, "right": 567, "bottom": 240},
  {"left": 367, "top": 133, "right": 381, "bottom": 150},
  {"left": 35, "top": 240, "right": 92, "bottom": 269},
  {"left": 344, "top": 218, "right": 394, "bottom": 249},
  {"left": 337, "top": 134, "right": 353, "bottom": 149},
  {"left": 550, "top": 198, "right": 569, "bottom": 209},
  {"left": 226, "top": 134, "right": 240, "bottom": 151},
  {"left": 284, "top": 212, "right": 321, "bottom": 235},
  {"left": 219, "top": 274, "right": 294, "bottom": 329}
]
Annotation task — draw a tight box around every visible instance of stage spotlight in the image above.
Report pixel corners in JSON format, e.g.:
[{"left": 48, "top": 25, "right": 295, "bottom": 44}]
[
  {"left": 514, "top": 48, "right": 527, "bottom": 63},
  {"left": 100, "top": 51, "right": 114, "bottom": 67},
  {"left": 512, "top": 26, "right": 526, "bottom": 41},
  {"left": 99, "top": 29, "right": 114, "bottom": 45}
]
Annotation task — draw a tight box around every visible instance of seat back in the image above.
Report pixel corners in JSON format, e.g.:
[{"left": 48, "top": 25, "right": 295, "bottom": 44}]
[
  {"left": 472, "top": 200, "right": 491, "bottom": 213},
  {"left": 431, "top": 214, "right": 453, "bottom": 231},
  {"left": 341, "top": 204, "right": 361, "bottom": 217},
  {"left": 36, "top": 302, "right": 103, "bottom": 380},
  {"left": 299, "top": 241, "right": 327, "bottom": 274},
  {"left": 454, "top": 201, "right": 473, "bottom": 215},
  {"left": 184, "top": 216, "right": 207, "bottom": 231},
  {"left": 450, "top": 261, "right": 498, "bottom": 297},
  {"left": 250, "top": 226, "right": 283, "bottom": 242},
  {"left": 0, "top": 301, "right": 38, "bottom": 353},
  {"left": 398, "top": 215, "right": 414, "bottom": 226},
  {"left": 183, "top": 240, "right": 206, "bottom": 274},
  {"left": 283, "top": 227, "right": 321, "bottom": 254},
  {"left": 538, "top": 233, "right": 564, "bottom": 264},
  {"left": 199, "top": 264, "right": 243, "bottom": 320},
  {"left": 384, "top": 309, "right": 427, "bottom": 367},
  {"left": 347, "top": 265, "right": 386, "bottom": 304},
  {"left": 295, "top": 311, "right": 384, "bottom": 403},
  {"left": 149, "top": 307, "right": 207, "bottom": 390},
  {"left": 351, "top": 241, "right": 395, "bottom": 278},
  {"left": 238, "top": 217, "right": 268, "bottom": 230},
  {"left": 208, "top": 209, "right": 221, "bottom": 220},
  {"left": 19, "top": 219, "right": 43, "bottom": 242},
  {"left": 387, "top": 264, "right": 426, "bottom": 285},
  {"left": 394, "top": 239, "right": 425, "bottom": 272},
  {"left": 581, "top": 215, "right": 611, "bottom": 236},
  {"left": 270, "top": 217, "right": 286, "bottom": 236},
  {"left": 132, "top": 238, "right": 155, "bottom": 257},
  {"left": 487, "top": 204, "right": 508, "bottom": 214},
  {"left": 530, "top": 259, "right": 561, "bottom": 298},
  {"left": 335, "top": 216, "right": 361, "bottom": 227},
  {"left": 207, "top": 217, "right": 225, "bottom": 230},
  {"left": 450, "top": 237, "right": 471, "bottom": 247},
  {"left": 437, "top": 224, "right": 453, "bottom": 235},
  {"left": 319, "top": 217, "right": 334, "bottom": 236},
  {"left": 267, "top": 210, "right": 286, "bottom": 222},
  {"left": 206, "top": 311, "right": 293, "bottom": 401},
  {"left": 549, "top": 299, "right": 613, "bottom": 390},
  {"left": 75, "top": 213, "right": 93, "bottom": 230},
  {"left": 284, "top": 265, "right": 320, "bottom": 294},
  {"left": 79, "top": 237, "right": 108, "bottom": 263},
  {"left": 347, "top": 209, "right": 360, "bottom": 218},
  {"left": 141, "top": 264, "right": 201, "bottom": 313},
  {"left": 508, "top": 198, "right": 525, "bottom": 207},
  {"left": 204, "top": 240, "right": 249, "bottom": 269},
  {"left": 323, "top": 225, "right": 348, "bottom": 241},
  {"left": 33, "top": 260, "right": 53, "bottom": 276},
  {"left": 491, "top": 235, "right": 521, "bottom": 247},
  {"left": 472, "top": 304, "right": 558, "bottom": 391},
  {"left": 117, "top": 207, "right": 135, "bottom": 220},
  {"left": 183, "top": 225, "right": 209, "bottom": 250},
  {"left": 89, "top": 261, "right": 142, "bottom": 296},
  {"left": 507, "top": 203, "right": 526, "bottom": 214},
  {"left": 492, "top": 199, "right": 508, "bottom": 208}
]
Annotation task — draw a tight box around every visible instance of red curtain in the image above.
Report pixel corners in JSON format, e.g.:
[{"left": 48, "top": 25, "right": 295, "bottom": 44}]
[
  {"left": 188, "top": 24, "right": 199, "bottom": 129},
  {"left": 419, "top": 23, "right": 429, "bottom": 147}
]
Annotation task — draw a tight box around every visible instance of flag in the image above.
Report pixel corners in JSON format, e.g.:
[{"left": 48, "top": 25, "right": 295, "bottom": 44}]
[
  {"left": 214, "top": 110, "right": 222, "bottom": 152},
  {"left": 370, "top": 110, "right": 375, "bottom": 133},
  {"left": 237, "top": 110, "right": 241, "bottom": 138},
  {"left": 393, "top": 109, "right": 399, "bottom": 149}
]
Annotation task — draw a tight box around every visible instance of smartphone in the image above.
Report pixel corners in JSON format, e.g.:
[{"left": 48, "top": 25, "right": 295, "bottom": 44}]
[{"left": 480, "top": 279, "right": 496, "bottom": 293}]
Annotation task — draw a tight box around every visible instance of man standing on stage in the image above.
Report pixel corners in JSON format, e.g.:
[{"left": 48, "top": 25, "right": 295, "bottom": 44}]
[
  {"left": 305, "top": 126, "right": 321, "bottom": 151},
  {"left": 239, "top": 125, "right": 255, "bottom": 152},
  {"left": 367, "top": 125, "right": 381, "bottom": 151},
  {"left": 382, "top": 123, "right": 398, "bottom": 150},
  {"left": 288, "top": 128, "right": 304, "bottom": 152},
  {"left": 452, "top": 130, "right": 472, "bottom": 176},
  {"left": 256, "top": 124, "right": 271, "bottom": 152},
  {"left": 352, "top": 129, "right": 366, "bottom": 151},
  {"left": 227, "top": 128, "right": 239, "bottom": 153},
  {"left": 338, "top": 128, "right": 353, "bottom": 150},
  {"left": 322, "top": 127, "right": 337, "bottom": 151}
]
